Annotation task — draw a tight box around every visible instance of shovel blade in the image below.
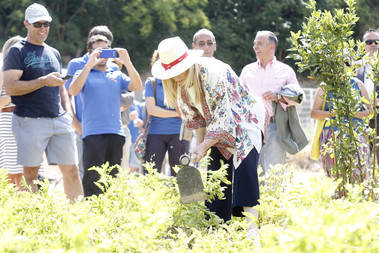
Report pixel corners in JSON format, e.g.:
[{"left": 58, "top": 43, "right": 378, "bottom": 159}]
[{"left": 177, "top": 165, "right": 206, "bottom": 204}]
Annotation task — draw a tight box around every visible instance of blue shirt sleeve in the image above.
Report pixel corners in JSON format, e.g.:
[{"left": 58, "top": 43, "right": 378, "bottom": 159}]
[
  {"left": 120, "top": 73, "right": 130, "bottom": 91},
  {"left": 139, "top": 103, "right": 147, "bottom": 123},
  {"left": 66, "top": 60, "right": 79, "bottom": 76},
  {"left": 145, "top": 79, "right": 154, "bottom": 98},
  {"left": 64, "top": 60, "right": 77, "bottom": 89},
  {"left": 129, "top": 103, "right": 138, "bottom": 113},
  {"left": 64, "top": 58, "right": 85, "bottom": 90}
]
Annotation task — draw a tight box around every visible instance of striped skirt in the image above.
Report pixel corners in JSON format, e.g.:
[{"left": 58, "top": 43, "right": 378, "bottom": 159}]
[{"left": 0, "top": 112, "right": 44, "bottom": 174}]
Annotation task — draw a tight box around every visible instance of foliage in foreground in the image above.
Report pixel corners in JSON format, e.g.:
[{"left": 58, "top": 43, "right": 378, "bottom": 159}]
[{"left": 0, "top": 161, "right": 378, "bottom": 252}]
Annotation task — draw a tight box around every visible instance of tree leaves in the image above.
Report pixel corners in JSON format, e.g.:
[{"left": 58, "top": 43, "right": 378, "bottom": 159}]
[{"left": 1, "top": 0, "right": 378, "bottom": 75}]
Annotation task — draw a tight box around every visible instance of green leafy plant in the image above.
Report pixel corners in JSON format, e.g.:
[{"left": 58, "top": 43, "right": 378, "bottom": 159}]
[
  {"left": 366, "top": 50, "right": 379, "bottom": 197},
  {"left": 0, "top": 159, "right": 378, "bottom": 252},
  {"left": 289, "top": 0, "right": 377, "bottom": 197}
]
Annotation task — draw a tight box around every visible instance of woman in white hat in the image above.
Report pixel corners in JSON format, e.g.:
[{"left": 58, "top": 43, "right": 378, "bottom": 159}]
[{"left": 152, "top": 36, "right": 267, "bottom": 235}]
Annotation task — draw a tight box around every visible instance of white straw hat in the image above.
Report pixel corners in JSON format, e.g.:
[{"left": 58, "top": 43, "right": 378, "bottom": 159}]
[
  {"left": 151, "top": 36, "right": 203, "bottom": 80},
  {"left": 25, "top": 3, "right": 52, "bottom": 24}
]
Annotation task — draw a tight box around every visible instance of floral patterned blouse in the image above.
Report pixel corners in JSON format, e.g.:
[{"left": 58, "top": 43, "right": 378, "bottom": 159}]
[{"left": 177, "top": 58, "right": 266, "bottom": 169}]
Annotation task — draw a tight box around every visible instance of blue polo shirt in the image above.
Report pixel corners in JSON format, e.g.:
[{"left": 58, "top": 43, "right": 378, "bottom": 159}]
[
  {"left": 128, "top": 101, "right": 146, "bottom": 143},
  {"left": 65, "top": 54, "right": 119, "bottom": 123},
  {"left": 145, "top": 78, "right": 182, "bottom": 134},
  {"left": 76, "top": 65, "right": 130, "bottom": 138},
  {"left": 65, "top": 55, "right": 87, "bottom": 122}
]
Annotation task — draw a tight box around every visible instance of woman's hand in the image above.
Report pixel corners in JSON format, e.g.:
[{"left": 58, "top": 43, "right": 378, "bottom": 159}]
[
  {"left": 191, "top": 143, "right": 209, "bottom": 163},
  {"left": 191, "top": 138, "right": 218, "bottom": 163}
]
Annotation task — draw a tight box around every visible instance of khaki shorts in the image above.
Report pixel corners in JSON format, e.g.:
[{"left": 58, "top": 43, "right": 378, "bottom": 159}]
[{"left": 12, "top": 113, "right": 77, "bottom": 167}]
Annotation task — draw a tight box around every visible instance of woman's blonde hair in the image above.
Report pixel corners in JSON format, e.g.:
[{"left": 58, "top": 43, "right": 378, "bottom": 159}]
[
  {"left": 2, "top": 35, "right": 23, "bottom": 60},
  {"left": 150, "top": 50, "right": 159, "bottom": 66},
  {"left": 162, "top": 64, "right": 203, "bottom": 109}
]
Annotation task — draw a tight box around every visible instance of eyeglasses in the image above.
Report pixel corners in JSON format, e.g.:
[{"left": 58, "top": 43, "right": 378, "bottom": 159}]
[
  {"left": 365, "top": 39, "right": 379, "bottom": 45},
  {"left": 197, "top": 41, "right": 215, "bottom": 47},
  {"left": 32, "top": 22, "right": 51, "bottom": 28}
]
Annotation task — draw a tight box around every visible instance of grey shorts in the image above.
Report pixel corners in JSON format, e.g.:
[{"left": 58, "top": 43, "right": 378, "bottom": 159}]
[{"left": 12, "top": 113, "right": 78, "bottom": 167}]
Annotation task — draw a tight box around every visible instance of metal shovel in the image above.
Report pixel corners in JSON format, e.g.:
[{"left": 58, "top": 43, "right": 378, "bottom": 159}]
[{"left": 176, "top": 154, "right": 206, "bottom": 204}]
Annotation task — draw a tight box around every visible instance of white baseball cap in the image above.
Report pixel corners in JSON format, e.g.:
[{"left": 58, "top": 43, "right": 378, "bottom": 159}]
[{"left": 25, "top": 3, "right": 52, "bottom": 24}]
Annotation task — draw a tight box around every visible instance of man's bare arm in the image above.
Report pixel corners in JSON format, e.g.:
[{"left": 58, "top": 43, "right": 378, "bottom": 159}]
[
  {"left": 116, "top": 48, "right": 143, "bottom": 91},
  {"left": 61, "top": 87, "right": 82, "bottom": 135},
  {"left": 0, "top": 70, "right": 11, "bottom": 107},
  {"left": 4, "top": 69, "right": 65, "bottom": 96},
  {"left": 69, "top": 65, "right": 91, "bottom": 96},
  {"left": 60, "top": 86, "right": 74, "bottom": 117}
]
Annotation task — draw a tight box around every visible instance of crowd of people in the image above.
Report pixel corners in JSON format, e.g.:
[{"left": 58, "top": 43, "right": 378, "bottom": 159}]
[{"left": 1, "top": 2, "right": 378, "bottom": 240}]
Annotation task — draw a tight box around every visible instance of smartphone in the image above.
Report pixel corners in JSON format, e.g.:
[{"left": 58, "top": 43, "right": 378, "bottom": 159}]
[
  {"left": 99, "top": 49, "right": 118, "bottom": 58},
  {"left": 62, "top": 75, "right": 73, "bottom": 80}
]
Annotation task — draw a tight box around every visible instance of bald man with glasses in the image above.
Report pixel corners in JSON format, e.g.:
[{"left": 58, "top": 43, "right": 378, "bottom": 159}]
[{"left": 192, "top": 28, "right": 217, "bottom": 58}]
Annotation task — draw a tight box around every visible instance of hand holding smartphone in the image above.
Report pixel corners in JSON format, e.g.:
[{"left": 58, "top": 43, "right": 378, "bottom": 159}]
[
  {"left": 62, "top": 75, "right": 73, "bottom": 80},
  {"left": 99, "top": 49, "right": 118, "bottom": 58}
]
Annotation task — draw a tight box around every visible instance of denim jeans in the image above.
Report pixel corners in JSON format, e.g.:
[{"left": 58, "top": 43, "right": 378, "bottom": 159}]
[{"left": 259, "top": 122, "right": 286, "bottom": 174}]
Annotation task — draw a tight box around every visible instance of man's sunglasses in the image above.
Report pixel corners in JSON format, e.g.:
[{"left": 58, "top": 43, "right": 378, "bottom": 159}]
[
  {"left": 365, "top": 39, "right": 379, "bottom": 45},
  {"left": 32, "top": 22, "right": 51, "bottom": 28}
]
